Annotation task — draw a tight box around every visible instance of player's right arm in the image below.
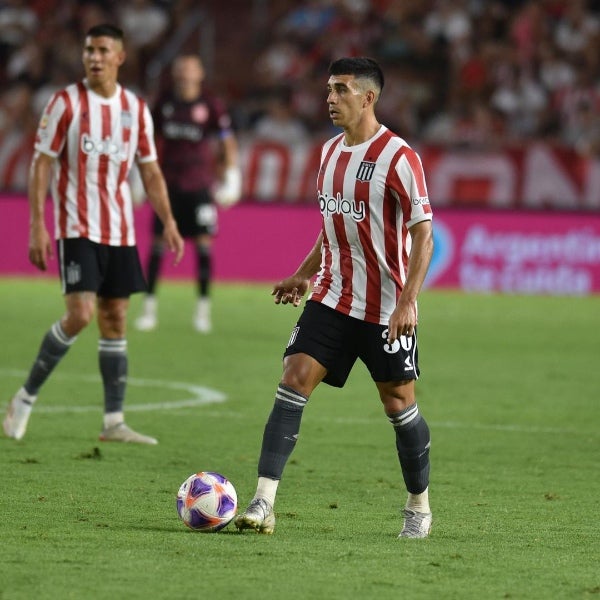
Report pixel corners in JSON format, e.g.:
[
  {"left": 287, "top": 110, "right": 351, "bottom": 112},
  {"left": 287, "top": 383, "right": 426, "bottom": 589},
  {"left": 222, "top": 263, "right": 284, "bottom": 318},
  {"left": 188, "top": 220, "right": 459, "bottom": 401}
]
[
  {"left": 137, "top": 159, "right": 184, "bottom": 265},
  {"left": 27, "top": 151, "right": 54, "bottom": 271},
  {"left": 272, "top": 232, "right": 323, "bottom": 306}
]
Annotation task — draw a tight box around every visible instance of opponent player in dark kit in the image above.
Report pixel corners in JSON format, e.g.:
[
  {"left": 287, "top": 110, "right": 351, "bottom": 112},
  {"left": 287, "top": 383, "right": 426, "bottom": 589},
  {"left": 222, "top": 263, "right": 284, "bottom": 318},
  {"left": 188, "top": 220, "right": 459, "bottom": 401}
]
[{"left": 135, "top": 54, "right": 241, "bottom": 333}]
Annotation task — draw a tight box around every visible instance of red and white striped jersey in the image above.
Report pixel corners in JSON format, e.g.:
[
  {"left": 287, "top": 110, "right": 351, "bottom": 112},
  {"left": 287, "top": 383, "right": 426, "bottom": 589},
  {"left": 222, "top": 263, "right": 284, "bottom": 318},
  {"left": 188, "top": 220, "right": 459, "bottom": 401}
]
[
  {"left": 309, "top": 125, "right": 433, "bottom": 325},
  {"left": 34, "top": 80, "right": 157, "bottom": 246}
]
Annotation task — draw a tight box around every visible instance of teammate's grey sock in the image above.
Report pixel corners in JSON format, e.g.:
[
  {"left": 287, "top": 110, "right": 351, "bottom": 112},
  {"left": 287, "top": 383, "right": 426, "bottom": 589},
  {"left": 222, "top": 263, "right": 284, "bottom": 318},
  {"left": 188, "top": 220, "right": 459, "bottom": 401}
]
[
  {"left": 99, "top": 338, "right": 128, "bottom": 415},
  {"left": 258, "top": 384, "right": 308, "bottom": 480},
  {"left": 24, "top": 321, "right": 77, "bottom": 395}
]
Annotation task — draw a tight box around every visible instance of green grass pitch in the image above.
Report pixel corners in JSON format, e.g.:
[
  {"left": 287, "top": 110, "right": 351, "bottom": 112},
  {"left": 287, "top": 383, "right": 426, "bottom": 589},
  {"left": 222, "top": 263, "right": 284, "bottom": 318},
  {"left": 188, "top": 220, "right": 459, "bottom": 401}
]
[{"left": 0, "top": 278, "right": 598, "bottom": 599}]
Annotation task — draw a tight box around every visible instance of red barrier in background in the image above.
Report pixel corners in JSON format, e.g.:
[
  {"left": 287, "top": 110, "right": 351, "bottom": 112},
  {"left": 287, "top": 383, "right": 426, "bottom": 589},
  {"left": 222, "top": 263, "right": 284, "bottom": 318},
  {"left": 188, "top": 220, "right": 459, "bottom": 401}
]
[
  {"left": 2, "top": 138, "right": 600, "bottom": 210},
  {"left": 2, "top": 195, "right": 600, "bottom": 295}
]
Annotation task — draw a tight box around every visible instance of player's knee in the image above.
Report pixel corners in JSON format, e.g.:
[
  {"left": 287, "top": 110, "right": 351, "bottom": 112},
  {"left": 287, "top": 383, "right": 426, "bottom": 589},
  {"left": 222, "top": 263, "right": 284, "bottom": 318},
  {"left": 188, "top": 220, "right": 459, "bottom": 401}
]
[
  {"left": 63, "top": 305, "right": 95, "bottom": 334},
  {"left": 379, "top": 381, "right": 415, "bottom": 413},
  {"left": 97, "top": 301, "right": 128, "bottom": 337},
  {"left": 281, "top": 354, "right": 325, "bottom": 397}
]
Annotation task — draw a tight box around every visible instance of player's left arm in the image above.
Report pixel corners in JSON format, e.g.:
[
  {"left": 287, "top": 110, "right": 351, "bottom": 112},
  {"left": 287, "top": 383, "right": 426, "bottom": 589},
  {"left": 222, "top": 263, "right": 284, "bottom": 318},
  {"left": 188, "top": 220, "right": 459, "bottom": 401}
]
[
  {"left": 138, "top": 159, "right": 184, "bottom": 265},
  {"left": 387, "top": 219, "right": 434, "bottom": 344}
]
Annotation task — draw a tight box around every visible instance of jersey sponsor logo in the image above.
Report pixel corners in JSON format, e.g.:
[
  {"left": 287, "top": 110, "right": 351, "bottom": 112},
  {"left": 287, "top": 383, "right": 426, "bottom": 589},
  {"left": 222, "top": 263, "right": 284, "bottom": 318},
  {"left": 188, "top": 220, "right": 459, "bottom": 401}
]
[
  {"left": 356, "top": 161, "right": 376, "bottom": 182},
  {"left": 412, "top": 196, "right": 430, "bottom": 206},
  {"left": 163, "top": 121, "right": 203, "bottom": 142},
  {"left": 81, "top": 134, "right": 127, "bottom": 159},
  {"left": 319, "top": 192, "right": 365, "bottom": 222}
]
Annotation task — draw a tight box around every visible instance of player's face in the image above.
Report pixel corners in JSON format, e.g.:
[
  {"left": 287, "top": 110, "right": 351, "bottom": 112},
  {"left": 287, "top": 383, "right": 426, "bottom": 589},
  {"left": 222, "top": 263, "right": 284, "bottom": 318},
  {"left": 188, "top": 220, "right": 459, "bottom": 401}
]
[
  {"left": 327, "top": 75, "right": 367, "bottom": 129},
  {"left": 172, "top": 57, "right": 204, "bottom": 100},
  {"left": 82, "top": 35, "right": 125, "bottom": 95}
]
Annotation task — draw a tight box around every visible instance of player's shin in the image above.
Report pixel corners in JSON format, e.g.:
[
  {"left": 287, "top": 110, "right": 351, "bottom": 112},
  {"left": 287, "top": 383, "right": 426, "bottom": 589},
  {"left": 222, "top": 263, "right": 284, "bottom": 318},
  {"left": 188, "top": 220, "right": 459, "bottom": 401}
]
[
  {"left": 25, "top": 321, "right": 77, "bottom": 395},
  {"left": 256, "top": 384, "right": 308, "bottom": 503},
  {"left": 99, "top": 338, "right": 128, "bottom": 428},
  {"left": 388, "top": 404, "right": 431, "bottom": 502}
]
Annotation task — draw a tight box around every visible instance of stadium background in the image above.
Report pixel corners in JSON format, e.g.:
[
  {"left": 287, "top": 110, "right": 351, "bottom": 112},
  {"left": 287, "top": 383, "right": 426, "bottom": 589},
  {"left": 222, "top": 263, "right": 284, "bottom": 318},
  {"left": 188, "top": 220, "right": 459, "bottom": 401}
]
[{"left": 1, "top": 0, "right": 599, "bottom": 293}]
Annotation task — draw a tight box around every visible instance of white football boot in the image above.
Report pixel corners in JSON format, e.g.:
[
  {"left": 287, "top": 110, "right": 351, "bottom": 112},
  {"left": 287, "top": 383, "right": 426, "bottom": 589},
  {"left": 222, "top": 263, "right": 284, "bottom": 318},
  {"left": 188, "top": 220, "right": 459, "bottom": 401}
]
[
  {"left": 234, "top": 498, "right": 276, "bottom": 534},
  {"left": 398, "top": 509, "right": 432, "bottom": 538},
  {"left": 3, "top": 388, "right": 36, "bottom": 440},
  {"left": 193, "top": 297, "right": 212, "bottom": 333},
  {"left": 134, "top": 296, "right": 158, "bottom": 331},
  {"left": 99, "top": 423, "right": 158, "bottom": 445}
]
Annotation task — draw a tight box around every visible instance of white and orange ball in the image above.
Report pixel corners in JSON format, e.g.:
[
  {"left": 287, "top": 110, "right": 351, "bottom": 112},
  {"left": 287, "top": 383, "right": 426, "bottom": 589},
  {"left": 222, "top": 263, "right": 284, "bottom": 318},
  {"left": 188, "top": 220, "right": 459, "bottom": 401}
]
[{"left": 176, "top": 472, "right": 237, "bottom": 532}]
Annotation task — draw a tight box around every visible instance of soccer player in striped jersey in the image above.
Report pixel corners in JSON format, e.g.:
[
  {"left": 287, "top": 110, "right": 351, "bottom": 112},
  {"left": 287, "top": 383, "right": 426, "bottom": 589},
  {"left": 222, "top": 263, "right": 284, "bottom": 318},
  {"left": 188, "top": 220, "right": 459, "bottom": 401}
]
[
  {"left": 236, "top": 57, "right": 434, "bottom": 538},
  {"left": 3, "top": 24, "right": 184, "bottom": 444}
]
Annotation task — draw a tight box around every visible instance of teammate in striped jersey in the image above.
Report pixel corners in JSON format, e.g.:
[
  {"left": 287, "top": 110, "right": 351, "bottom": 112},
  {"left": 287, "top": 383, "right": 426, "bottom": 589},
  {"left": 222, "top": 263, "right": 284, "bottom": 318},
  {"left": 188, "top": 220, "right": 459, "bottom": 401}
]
[
  {"left": 236, "top": 57, "right": 434, "bottom": 538},
  {"left": 3, "top": 24, "right": 184, "bottom": 445}
]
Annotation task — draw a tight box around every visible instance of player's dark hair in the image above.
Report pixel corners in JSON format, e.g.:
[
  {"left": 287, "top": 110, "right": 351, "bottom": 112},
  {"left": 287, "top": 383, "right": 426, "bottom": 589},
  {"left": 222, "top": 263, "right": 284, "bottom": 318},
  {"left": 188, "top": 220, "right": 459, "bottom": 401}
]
[
  {"left": 328, "top": 57, "right": 384, "bottom": 93},
  {"left": 86, "top": 23, "right": 124, "bottom": 41}
]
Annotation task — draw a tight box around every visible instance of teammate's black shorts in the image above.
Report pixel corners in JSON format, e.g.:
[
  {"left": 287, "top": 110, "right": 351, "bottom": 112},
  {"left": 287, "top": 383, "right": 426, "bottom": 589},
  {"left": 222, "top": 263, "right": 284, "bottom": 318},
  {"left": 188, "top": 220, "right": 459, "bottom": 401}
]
[
  {"left": 153, "top": 188, "right": 217, "bottom": 238},
  {"left": 57, "top": 238, "right": 146, "bottom": 298},
  {"left": 284, "top": 300, "right": 420, "bottom": 388}
]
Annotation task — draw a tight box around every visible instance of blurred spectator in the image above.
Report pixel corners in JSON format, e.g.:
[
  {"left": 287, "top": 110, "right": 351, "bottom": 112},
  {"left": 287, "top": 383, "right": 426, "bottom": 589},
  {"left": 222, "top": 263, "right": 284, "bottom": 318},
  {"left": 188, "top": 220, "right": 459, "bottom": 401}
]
[
  {"left": 0, "top": 0, "right": 38, "bottom": 71},
  {"left": 0, "top": 79, "right": 37, "bottom": 188},
  {"left": 118, "top": 0, "right": 168, "bottom": 51},
  {"left": 553, "top": 0, "right": 599, "bottom": 62},
  {"left": 490, "top": 63, "right": 548, "bottom": 138},
  {"left": 1, "top": 0, "right": 600, "bottom": 194},
  {"left": 253, "top": 87, "right": 309, "bottom": 145},
  {"left": 571, "top": 99, "right": 600, "bottom": 157}
]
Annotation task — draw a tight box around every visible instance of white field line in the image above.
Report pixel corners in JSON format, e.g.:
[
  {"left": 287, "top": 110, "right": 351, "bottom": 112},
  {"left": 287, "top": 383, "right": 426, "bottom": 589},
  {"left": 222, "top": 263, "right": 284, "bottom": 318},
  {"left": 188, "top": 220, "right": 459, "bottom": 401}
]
[
  {"left": 0, "top": 368, "right": 595, "bottom": 436},
  {"left": 0, "top": 368, "right": 226, "bottom": 412}
]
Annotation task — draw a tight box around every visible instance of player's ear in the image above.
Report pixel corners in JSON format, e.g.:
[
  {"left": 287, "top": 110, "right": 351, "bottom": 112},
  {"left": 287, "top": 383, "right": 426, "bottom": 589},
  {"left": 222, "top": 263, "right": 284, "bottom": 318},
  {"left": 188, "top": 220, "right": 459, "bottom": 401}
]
[
  {"left": 117, "top": 50, "right": 126, "bottom": 66},
  {"left": 364, "top": 89, "right": 376, "bottom": 108}
]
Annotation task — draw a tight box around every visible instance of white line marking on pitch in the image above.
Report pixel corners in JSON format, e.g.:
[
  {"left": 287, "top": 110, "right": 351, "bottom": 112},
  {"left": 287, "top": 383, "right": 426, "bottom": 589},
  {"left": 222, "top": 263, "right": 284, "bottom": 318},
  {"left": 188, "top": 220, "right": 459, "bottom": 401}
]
[
  {"left": 1, "top": 368, "right": 594, "bottom": 436},
  {"left": 0, "top": 368, "right": 226, "bottom": 413}
]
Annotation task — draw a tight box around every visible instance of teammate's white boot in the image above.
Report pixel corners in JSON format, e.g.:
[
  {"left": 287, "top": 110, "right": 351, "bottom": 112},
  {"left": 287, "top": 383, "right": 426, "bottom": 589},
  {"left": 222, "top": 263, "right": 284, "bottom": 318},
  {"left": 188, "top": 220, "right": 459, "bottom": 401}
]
[{"left": 3, "top": 388, "right": 36, "bottom": 440}]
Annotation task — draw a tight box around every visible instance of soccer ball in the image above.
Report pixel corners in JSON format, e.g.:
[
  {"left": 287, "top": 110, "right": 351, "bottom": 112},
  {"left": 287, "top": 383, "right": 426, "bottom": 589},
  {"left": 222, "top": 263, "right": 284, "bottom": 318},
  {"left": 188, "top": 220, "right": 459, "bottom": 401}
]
[{"left": 176, "top": 472, "right": 237, "bottom": 532}]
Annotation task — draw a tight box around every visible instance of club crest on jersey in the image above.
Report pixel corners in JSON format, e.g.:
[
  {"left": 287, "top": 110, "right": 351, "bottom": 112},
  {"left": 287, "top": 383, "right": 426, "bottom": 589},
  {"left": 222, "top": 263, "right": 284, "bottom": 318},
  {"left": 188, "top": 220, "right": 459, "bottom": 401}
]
[
  {"left": 356, "top": 161, "right": 376, "bottom": 182},
  {"left": 121, "top": 111, "right": 132, "bottom": 128},
  {"left": 319, "top": 192, "right": 365, "bottom": 222},
  {"left": 191, "top": 103, "right": 209, "bottom": 123}
]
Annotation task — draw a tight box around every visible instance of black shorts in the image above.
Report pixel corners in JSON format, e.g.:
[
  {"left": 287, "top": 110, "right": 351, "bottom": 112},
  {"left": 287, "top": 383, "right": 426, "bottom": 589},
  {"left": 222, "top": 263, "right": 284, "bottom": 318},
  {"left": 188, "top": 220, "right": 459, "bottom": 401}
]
[
  {"left": 284, "top": 300, "right": 420, "bottom": 388},
  {"left": 153, "top": 188, "right": 217, "bottom": 238},
  {"left": 57, "top": 238, "right": 146, "bottom": 298}
]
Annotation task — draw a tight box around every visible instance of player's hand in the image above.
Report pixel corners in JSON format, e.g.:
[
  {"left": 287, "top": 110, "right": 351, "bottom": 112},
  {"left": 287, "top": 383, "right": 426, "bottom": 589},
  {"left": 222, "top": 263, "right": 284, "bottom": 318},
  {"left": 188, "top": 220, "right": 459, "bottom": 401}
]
[
  {"left": 387, "top": 298, "right": 417, "bottom": 344},
  {"left": 272, "top": 276, "right": 310, "bottom": 307},
  {"left": 162, "top": 219, "right": 185, "bottom": 265},
  {"left": 28, "top": 223, "right": 53, "bottom": 271}
]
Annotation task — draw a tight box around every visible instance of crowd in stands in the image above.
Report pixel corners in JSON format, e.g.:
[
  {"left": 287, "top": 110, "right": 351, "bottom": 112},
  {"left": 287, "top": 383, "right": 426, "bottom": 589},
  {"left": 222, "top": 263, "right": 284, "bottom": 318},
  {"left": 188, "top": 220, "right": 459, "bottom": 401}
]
[{"left": 0, "top": 0, "right": 598, "bottom": 192}]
